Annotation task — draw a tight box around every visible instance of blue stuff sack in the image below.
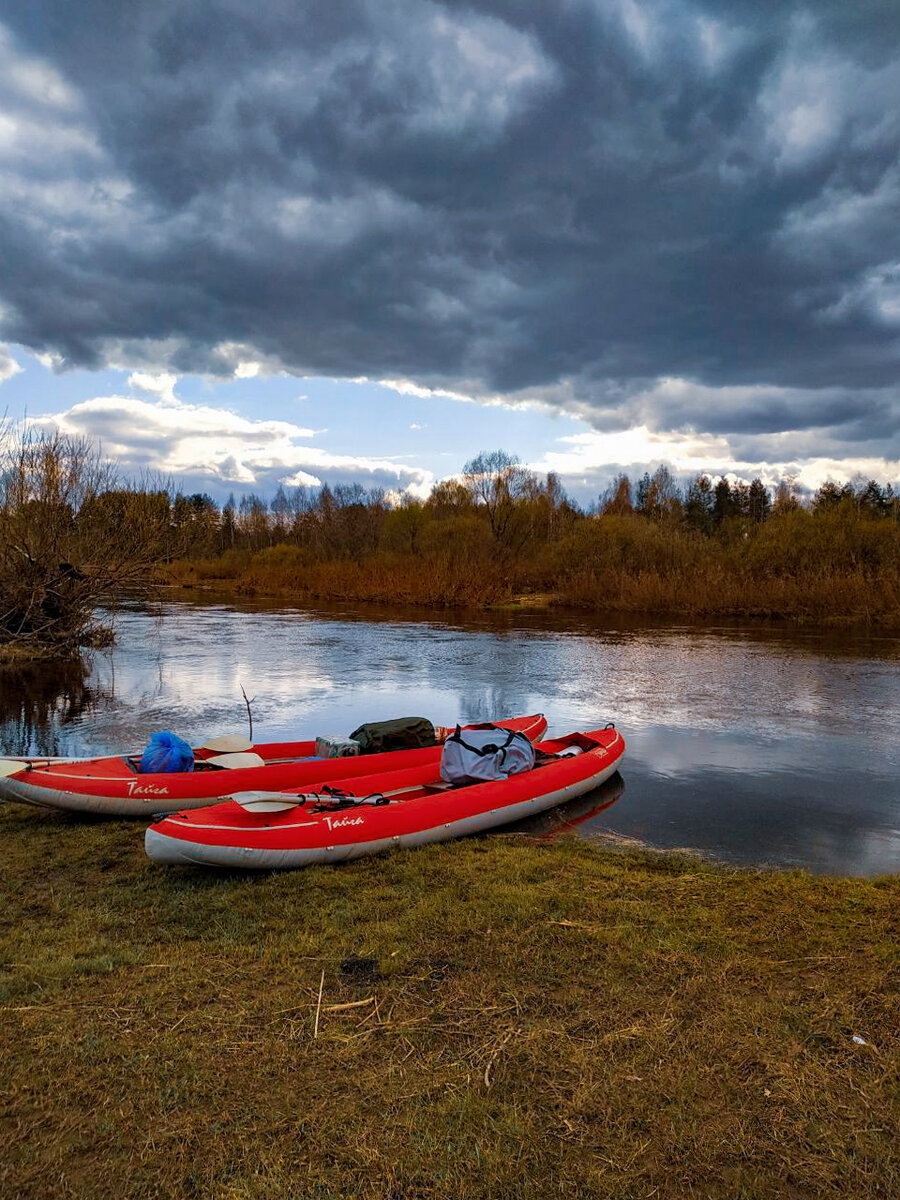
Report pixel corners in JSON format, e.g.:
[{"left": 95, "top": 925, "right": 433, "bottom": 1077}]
[{"left": 139, "top": 731, "right": 195, "bottom": 774}]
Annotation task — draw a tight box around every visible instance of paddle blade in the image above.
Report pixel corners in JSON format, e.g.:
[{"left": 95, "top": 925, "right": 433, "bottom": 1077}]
[
  {"left": 231, "top": 791, "right": 305, "bottom": 812},
  {"left": 201, "top": 734, "right": 254, "bottom": 753}
]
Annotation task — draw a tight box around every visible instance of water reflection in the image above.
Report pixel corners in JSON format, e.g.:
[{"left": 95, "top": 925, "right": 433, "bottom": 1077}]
[
  {"left": 506, "top": 772, "right": 626, "bottom": 840},
  {"left": 1, "top": 597, "right": 898, "bottom": 876},
  {"left": 0, "top": 659, "right": 103, "bottom": 757}
]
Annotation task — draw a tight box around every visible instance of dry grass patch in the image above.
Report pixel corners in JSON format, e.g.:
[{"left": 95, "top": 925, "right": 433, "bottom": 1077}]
[{"left": 1, "top": 803, "right": 898, "bottom": 1199}]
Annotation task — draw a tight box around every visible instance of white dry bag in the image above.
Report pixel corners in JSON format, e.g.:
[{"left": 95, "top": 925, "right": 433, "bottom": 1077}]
[{"left": 440, "top": 725, "right": 535, "bottom": 785}]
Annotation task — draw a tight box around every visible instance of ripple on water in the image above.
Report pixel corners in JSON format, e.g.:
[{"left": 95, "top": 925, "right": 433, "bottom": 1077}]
[{"left": 2, "top": 599, "right": 898, "bottom": 875}]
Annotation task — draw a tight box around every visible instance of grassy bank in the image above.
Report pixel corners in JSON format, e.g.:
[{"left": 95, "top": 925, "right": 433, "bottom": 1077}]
[
  {"left": 168, "top": 516, "right": 900, "bottom": 628},
  {"left": 1, "top": 804, "right": 898, "bottom": 1199}
]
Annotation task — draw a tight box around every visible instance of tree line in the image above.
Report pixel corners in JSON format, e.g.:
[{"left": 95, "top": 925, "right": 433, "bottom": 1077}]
[
  {"left": 3, "top": 432, "right": 900, "bottom": 659},
  {"left": 165, "top": 455, "right": 900, "bottom": 561}
]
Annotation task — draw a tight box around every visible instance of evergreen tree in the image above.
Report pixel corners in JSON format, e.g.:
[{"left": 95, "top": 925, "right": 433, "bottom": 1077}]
[
  {"left": 684, "top": 475, "right": 715, "bottom": 534},
  {"left": 858, "top": 480, "right": 889, "bottom": 517},
  {"left": 731, "top": 480, "right": 751, "bottom": 518},
  {"left": 813, "top": 481, "right": 844, "bottom": 512},
  {"left": 635, "top": 472, "right": 652, "bottom": 513},
  {"left": 747, "top": 478, "right": 771, "bottom": 523},
  {"left": 713, "top": 478, "right": 736, "bottom": 525}
]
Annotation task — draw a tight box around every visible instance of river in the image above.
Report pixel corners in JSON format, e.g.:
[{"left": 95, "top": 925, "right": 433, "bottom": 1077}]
[{"left": 2, "top": 596, "right": 898, "bottom": 876}]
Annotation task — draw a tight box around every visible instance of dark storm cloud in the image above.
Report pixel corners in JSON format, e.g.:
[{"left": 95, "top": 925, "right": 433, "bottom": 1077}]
[{"left": 1, "top": 0, "right": 900, "bottom": 446}]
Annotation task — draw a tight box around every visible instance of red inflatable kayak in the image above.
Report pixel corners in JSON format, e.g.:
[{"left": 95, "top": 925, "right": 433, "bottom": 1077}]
[
  {"left": 0, "top": 714, "right": 546, "bottom": 816},
  {"left": 144, "top": 725, "right": 625, "bottom": 870}
]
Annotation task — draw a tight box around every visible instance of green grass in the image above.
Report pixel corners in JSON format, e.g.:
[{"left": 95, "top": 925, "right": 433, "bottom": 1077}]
[{"left": 1, "top": 803, "right": 898, "bottom": 1199}]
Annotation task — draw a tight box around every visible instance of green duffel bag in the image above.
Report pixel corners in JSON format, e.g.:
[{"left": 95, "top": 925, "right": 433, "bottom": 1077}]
[{"left": 349, "top": 716, "right": 437, "bottom": 754}]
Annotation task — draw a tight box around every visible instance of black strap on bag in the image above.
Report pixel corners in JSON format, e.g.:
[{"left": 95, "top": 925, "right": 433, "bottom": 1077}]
[{"left": 446, "top": 725, "right": 519, "bottom": 767}]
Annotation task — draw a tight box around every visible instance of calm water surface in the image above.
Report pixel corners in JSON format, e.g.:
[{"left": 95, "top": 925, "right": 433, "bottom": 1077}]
[{"left": 2, "top": 597, "right": 899, "bottom": 876}]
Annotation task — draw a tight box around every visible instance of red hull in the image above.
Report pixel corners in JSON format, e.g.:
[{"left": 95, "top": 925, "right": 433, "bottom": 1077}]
[
  {"left": 0, "top": 714, "right": 547, "bottom": 816},
  {"left": 144, "top": 726, "right": 626, "bottom": 870}
]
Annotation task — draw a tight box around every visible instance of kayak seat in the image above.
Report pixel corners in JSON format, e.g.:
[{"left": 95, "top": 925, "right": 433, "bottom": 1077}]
[{"left": 205, "top": 751, "right": 267, "bottom": 769}]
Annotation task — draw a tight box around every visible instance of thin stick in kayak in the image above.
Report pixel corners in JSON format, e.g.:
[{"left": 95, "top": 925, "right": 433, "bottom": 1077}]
[{"left": 240, "top": 683, "right": 256, "bottom": 742}]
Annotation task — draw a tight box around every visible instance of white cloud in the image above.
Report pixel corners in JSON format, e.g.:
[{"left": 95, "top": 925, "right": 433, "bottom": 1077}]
[
  {"left": 711, "top": 16, "right": 900, "bottom": 198},
  {"left": 26, "top": 393, "right": 433, "bottom": 497},
  {"left": 375, "top": 374, "right": 569, "bottom": 416},
  {"left": 206, "top": 342, "right": 291, "bottom": 381},
  {"left": 528, "top": 424, "right": 900, "bottom": 499},
  {"left": 33, "top": 349, "right": 67, "bottom": 372},
  {"left": 0, "top": 22, "right": 117, "bottom": 226},
  {"left": 280, "top": 469, "right": 322, "bottom": 488},
  {"left": 532, "top": 425, "right": 736, "bottom": 478},
  {"left": 616, "top": 0, "right": 656, "bottom": 58},
  {"left": 761, "top": 60, "right": 841, "bottom": 170},
  {"left": 0, "top": 110, "right": 101, "bottom": 162},
  {"left": 372, "top": 377, "right": 470, "bottom": 402},
  {"left": 0, "top": 343, "right": 22, "bottom": 383},
  {"left": 694, "top": 15, "right": 744, "bottom": 73},
  {"left": 128, "top": 370, "right": 179, "bottom": 404},
  {"left": 234, "top": 361, "right": 261, "bottom": 379},
  {"left": 513, "top": 372, "right": 900, "bottom": 498}
]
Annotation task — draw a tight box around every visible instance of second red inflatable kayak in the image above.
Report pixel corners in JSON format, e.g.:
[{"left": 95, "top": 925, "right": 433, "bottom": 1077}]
[{"left": 144, "top": 725, "right": 625, "bottom": 870}]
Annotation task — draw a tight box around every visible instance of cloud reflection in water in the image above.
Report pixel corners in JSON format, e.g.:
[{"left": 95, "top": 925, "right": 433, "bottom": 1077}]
[{"left": 1, "top": 601, "right": 897, "bottom": 876}]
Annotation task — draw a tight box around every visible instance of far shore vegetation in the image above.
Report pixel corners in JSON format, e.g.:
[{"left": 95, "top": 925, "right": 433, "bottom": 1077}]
[
  {"left": 2, "top": 803, "right": 898, "bottom": 1199},
  {"left": 3, "top": 431, "right": 900, "bottom": 663}
]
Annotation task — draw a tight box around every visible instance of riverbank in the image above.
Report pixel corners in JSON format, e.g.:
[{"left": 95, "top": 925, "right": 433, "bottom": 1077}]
[
  {"left": 2, "top": 805, "right": 897, "bottom": 1199},
  {"left": 167, "top": 533, "right": 900, "bottom": 628}
]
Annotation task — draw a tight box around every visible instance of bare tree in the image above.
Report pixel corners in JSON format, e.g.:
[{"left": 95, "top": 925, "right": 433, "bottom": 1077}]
[
  {"left": 601, "top": 474, "right": 634, "bottom": 516},
  {"left": 0, "top": 426, "right": 172, "bottom": 658},
  {"left": 772, "top": 474, "right": 801, "bottom": 515},
  {"left": 463, "top": 450, "right": 536, "bottom": 551}
]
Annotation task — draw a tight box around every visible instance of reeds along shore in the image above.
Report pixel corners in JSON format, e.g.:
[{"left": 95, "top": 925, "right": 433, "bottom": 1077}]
[{"left": 168, "top": 468, "right": 900, "bottom": 627}]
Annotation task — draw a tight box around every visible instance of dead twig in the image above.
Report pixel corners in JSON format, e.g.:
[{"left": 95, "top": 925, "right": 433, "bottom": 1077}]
[
  {"left": 483, "top": 1029, "right": 516, "bottom": 1089},
  {"left": 313, "top": 969, "right": 325, "bottom": 1038},
  {"left": 324, "top": 996, "right": 375, "bottom": 1013}
]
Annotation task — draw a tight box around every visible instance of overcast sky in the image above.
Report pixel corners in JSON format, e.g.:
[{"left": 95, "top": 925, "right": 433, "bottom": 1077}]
[{"left": 1, "top": 0, "right": 899, "bottom": 504}]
